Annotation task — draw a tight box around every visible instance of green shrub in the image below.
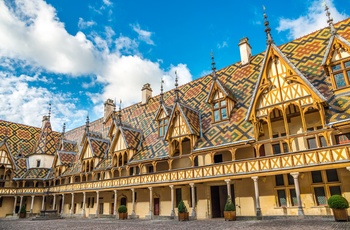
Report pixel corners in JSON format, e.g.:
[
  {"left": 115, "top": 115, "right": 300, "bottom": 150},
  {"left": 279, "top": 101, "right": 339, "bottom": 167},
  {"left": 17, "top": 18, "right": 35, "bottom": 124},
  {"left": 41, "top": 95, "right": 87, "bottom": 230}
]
[
  {"left": 224, "top": 197, "right": 236, "bottom": 211},
  {"left": 118, "top": 205, "right": 127, "bottom": 213},
  {"left": 20, "top": 206, "right": 26, "bottom": 213},
  {"left": 177, "top": 200, "right": 187, "bottom": 213},
  {"left": 328, "top": 195, "right": 349, "bottom": 209}
]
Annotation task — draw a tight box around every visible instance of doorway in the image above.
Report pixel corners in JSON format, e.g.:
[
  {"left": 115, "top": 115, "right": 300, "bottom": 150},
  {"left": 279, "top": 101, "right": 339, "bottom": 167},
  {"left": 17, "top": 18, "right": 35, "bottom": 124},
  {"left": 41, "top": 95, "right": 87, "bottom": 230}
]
[
  {"left": 154, "top": 198, "right": 160, "bottom": 215},
  {"left": 210, "top": 184, "right": 235, "bottom": 218}
]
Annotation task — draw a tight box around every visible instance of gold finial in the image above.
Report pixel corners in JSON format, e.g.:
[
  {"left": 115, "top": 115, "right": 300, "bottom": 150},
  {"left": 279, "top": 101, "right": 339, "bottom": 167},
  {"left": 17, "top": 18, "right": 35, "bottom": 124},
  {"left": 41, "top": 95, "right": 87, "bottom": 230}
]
[{"left": 323, "top": 0, "right": 337, "bottom": 35}]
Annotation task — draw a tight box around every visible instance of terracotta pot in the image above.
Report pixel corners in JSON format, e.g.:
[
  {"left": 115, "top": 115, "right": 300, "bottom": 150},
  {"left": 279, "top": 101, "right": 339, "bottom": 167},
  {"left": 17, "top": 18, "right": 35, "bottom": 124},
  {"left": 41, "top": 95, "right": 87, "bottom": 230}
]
[
  {"left": 332, "top": 209, "right": 348, "bottom": 221},
  {"left": 118, "top": 212, "right": 128, "bottom": 220},
  {"left": 178, "top": 212, "right": 189, "bottom": 221},
  {"left": 224, "top": 211, "right": 236, "bottom": 221}
]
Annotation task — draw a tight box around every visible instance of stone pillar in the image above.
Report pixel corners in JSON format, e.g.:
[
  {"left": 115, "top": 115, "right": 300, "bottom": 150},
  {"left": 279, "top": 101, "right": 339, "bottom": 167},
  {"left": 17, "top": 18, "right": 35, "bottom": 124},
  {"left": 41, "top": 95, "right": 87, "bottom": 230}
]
[
  {"left": 169, "top": 185, "right": 175, "bottom": 217},
  {"left": 30, "top": 195, "right": 34, "bottom": 214},
  {"left": 18, "top": 196, "right": 23, "bottom": 214},
  {"left": 96, "top": 191, "right": 99, "bottom": 217},
  {"left": 82, "top": 192, "right": 86, "bottom": 217},
  {"left": 148, "top": 187, "right": 153, "bottom": 218},
  {"left": 113, "top": 190, "right": 117, "bottom": 216},
  {"left": 61, "top": 194, "right": 65, "bottom": 215},
  {"left": 251, "top": 176, "right": 261, "bottom": 217},
  {"left": 42, "top": 195, "right": 45, "bottom": 210},
  {"left": 131, "top": 188, "right": 136, "bottom": 217},
  {"left": 225, "top": 179, "right": 231, "bottom": 198},
  {"left": 290, "top": 172, "right": 304, "bottom": 216},
  {"left": 70, "top": 193, "right": 74, "bottom": 215},
  {"left": 13, "top": 196, "right": 17, "bottom": 216},
  {"left": 52, "top": 194, "right": 56, "bottom": 210},
  {"left": 190, "top": 183, "right": 196, "bottom": 218}
]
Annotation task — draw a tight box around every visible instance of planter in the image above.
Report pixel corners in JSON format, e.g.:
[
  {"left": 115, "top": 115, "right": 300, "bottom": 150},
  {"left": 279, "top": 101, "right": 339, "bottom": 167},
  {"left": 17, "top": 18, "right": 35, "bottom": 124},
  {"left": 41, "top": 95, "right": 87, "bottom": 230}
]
[
  {"left": 332, "top": 209, "right": 348, "bottom": 221},
  {"left": 224, "top": 211, "right": 236, "bottom": 221},
  {"left": 19, "top": 212, "right": 26, "bottom": 218},
  {"left": 178, "top": 212, "right": 189, "bottom": 221},
  {"left": 118, "top": 212, "right": 128, "bottom": 220}
]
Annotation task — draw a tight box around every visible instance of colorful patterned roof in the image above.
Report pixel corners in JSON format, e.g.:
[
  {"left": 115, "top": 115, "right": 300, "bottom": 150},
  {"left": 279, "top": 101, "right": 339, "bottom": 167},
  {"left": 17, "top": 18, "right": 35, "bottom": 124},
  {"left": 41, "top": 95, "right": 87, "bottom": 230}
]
[
  {"left": 88, "top": 137, "right": 109, "bottom": 158},
  {"left": 20, "top": 168, "right": 51, "bottom": 179},
  {"left": 120, "top": 127, "right": 142, "bottom": 150},
  {"left": 57, "top": 152, "right": 76, "bottom": 166},
  {"left": 61, "top": 139, "right": 78, "bottom": 152},
  {"left": 33, "top": 119, "right": 57, "bottom": 155}
]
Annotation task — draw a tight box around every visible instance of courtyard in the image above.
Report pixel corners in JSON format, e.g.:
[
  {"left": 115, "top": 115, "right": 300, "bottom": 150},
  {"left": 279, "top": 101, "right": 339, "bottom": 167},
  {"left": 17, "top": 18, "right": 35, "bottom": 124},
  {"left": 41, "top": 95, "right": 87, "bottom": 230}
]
[{"left": 0, "top": 218, "right": 349, "bottom": 230}]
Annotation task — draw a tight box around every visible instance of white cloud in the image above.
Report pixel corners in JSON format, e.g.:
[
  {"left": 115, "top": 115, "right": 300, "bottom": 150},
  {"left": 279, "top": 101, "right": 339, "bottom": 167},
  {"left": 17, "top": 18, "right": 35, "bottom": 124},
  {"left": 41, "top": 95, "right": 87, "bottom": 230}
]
[
  {"left": 131, "top": 23, "right": 155, "bottom": 45},
  {"left": 217, "top": 41, "right": 228, "bottom": 49},
  {"left": 0, "top": 72, "right": 87, "bottom": 131},
  {"left": 0, "top": 0, "right": 193, "bottom": 128},
  {"left": 277, "top": 0, "right": 348, "bottom": 39},
  {"left": 78, "top": 17, "right": 96, "bottom": 29},
  {"left": 102, "top": 0, "right": 112, "bottom": 6}
]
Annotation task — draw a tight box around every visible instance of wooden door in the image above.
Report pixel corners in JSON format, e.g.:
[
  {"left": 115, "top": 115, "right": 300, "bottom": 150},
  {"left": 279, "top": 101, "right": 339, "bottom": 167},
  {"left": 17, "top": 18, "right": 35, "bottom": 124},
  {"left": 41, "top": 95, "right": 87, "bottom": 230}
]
[{"left": 154, "top": 198, "right": 160, "bottom": 215}]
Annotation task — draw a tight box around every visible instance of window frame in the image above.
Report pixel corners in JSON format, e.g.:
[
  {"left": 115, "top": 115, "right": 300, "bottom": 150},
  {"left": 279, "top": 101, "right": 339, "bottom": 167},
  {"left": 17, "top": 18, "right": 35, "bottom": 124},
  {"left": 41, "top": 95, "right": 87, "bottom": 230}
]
[
  {"left": 311, "top": 170, "right": 342, "bottom": 206},
  {"left": 158, "top": 117, "right": 169, "bottom": 138},
  {"left": 274, "top": 174, "right": 297, "bottom": 207},
  {"left": 330, "top": 58, "right": 350, "bottom": 90},
  {"left": 212, "top": 97, "right": 228, "bottom": 123}
]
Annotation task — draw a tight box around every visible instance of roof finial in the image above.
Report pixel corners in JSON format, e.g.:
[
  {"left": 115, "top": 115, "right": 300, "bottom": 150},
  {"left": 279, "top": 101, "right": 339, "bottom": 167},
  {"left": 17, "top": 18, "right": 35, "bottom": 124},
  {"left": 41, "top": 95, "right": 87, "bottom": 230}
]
[
  {"left": 211, "top": 51, "right": 217, "bottom": 80},
  {"left": 62, "top": 123, "right": 66, "bottom": 135},
  {"left": 263, "top": 6, "right": 273, "bottom": 45},
  {"left": 174, "top": 71, "right": 179, "bottom": 103},
  {"left": 117, "top": 99, "right": 122, "bottom": 125},
  {"left": 160, "top": 78, "right": 164, "bottom": 104},
  {"left": 85, "top": 115, "right": 90, "bottom": 134},
  {"left": 323, "top": 1, "right": 337, "bottom": 35},
  {"left": 48, "top": 102, "right": 52, "bottom": 119}
]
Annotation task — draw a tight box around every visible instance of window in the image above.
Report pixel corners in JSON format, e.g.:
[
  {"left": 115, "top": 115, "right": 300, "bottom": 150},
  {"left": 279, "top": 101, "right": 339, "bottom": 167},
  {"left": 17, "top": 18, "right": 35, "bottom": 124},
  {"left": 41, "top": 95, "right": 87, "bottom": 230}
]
[
  {"left": 330, "top": 59, "right": 350, "bottom": 89},
  {"left": 36, "top": 160, "right": 41, "bottom": 167},
  {"left": 0, "top": 197, "right": 2, "bottom": 207},
  {"left": 158, "top": 118, "right": 168, "bottom": 137},
  {"left": 335, "top": 133, "right": 350, "bottom": 144},
  {"left": 214, "top": 154, "right": 223, "bottom": 163},
  {"left": 175, "top": 188, "right": 182, "bottom": 207},
  {"left": 311, "top": 170, "right": 341, "bottom": 206},
  {"left": 272, "top": 143, "right": 281, "bottom": 155},
  {"left": 148, "top": 166, "right": 154, "bottom": 173},
  {"left": 275, "top": 174, "right": 297, "bottom": 207},
  {"left": 319, "top": 136, "right": 327, "bottom": 147},
  {"left": 307, "top": 137, "right": 317, "bottom": 149},
  {"left": 213, "top": 99, "right": 227, "bottom": 122}
]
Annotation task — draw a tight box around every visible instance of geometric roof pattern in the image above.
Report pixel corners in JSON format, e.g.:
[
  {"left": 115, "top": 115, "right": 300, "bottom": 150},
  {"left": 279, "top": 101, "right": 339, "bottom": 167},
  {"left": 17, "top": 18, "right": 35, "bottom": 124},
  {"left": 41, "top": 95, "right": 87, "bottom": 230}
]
[
  {"left": 20, "top": 168, "right": 51, "bottom": 179},
  {"left": 33, "top": 119, "right": 57, "bottom": 155}
]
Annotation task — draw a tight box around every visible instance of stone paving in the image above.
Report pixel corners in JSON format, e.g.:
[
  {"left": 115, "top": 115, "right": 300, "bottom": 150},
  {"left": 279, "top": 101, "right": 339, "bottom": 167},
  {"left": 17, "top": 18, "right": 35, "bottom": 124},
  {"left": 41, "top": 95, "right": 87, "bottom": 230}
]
[{"left": 0, "top": 218, "right": 349, "bottom": 230}]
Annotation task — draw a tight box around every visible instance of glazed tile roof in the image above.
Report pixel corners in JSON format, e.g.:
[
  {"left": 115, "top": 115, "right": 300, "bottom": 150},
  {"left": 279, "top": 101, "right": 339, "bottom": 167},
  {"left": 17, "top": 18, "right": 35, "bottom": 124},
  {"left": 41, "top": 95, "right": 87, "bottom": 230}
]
[
  {"left": 57, "top": 152, "right": 76, "bottom": 166},
  {"left": 88, "top": 137, "right": 109, "bottom": 158},
  {"left": 21, "top": 168, "right": 51, "bottom": 179},
  {"left": 33, "top": 120, "right": 57, "bottom": 155},
  {"left": 120, "top": 127, "right": 142, "bottom": 150}
]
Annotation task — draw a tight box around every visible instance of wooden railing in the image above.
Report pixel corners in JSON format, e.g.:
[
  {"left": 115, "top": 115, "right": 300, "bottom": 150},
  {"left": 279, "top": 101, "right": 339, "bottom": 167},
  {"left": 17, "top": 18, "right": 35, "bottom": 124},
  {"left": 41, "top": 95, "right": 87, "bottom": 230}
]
[{"left": 1, "top": 145, "right": 350, "bottom": 195}]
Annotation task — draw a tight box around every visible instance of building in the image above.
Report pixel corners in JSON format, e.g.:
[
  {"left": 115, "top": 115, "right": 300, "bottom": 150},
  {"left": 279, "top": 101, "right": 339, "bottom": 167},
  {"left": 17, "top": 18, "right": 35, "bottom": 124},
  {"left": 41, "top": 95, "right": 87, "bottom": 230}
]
[{"left": 1, "top": 10, "right": 350, "bottom": 219}]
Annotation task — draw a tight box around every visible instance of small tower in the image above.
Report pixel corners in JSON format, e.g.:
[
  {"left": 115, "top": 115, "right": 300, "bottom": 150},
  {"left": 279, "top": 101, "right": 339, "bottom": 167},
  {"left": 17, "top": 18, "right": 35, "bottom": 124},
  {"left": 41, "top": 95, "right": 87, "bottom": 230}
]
[
  {"left": 238, "top": 37, "right": 252, "bottom": 66},
  {"left": 141, "top": 83, "right": 153, "bottom": 105}
]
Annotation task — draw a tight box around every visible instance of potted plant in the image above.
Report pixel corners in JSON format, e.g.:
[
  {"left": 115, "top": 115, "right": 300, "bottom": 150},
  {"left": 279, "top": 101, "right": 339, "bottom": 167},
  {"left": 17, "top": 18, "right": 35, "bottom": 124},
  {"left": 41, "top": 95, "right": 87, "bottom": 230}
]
[
  {"left": 177, "top": 200, "right": 189, "bottom": 221},
  {"left": 328, "top": 195, "right": 349, "bottom": 221},
  {"left": 118, "top": 205, "right": 128, "bottom": 220},
  {"left": 224, "top": 197, "right": 236, "bottom": 221},
  {"left": 19, "top": 206, "right": 26, "bottom": 218}
]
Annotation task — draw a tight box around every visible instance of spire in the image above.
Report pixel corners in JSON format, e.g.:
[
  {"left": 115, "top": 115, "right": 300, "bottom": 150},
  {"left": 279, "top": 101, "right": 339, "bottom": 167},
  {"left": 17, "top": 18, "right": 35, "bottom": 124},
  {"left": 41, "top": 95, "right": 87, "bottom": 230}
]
[
  {"left": 324, "top": 1, "right": 337, "bottom": 35},
  {"left": 211, "top": 52, "right": 217, "bottom": 80},
  {"left": 85, "top": 115, "right": 90, "bottom": 134},
  {"left": 117, "top": 99, "right": 122, "bottom": 125},
  {"left": 263, "top": 6, "right": 273, "bottom": 45},
  {"left": 160, "top": 78, "right": 164, "bottom": 104},
  {"left": 48, "top": 102, "right": 52, "bottom": 120},
  {"left": 174, "top": 71, "right": 179, "bottom": 103},
  {"left": 62, "top": 123, "right": 66, "bottom": 136}
]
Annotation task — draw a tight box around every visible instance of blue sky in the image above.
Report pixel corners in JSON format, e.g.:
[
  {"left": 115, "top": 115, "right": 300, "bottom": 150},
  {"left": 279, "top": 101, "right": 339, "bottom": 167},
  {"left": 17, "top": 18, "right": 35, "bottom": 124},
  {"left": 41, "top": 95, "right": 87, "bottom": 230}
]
[{"left": 0, "top": 0, "right": 349, "bottom": 131}]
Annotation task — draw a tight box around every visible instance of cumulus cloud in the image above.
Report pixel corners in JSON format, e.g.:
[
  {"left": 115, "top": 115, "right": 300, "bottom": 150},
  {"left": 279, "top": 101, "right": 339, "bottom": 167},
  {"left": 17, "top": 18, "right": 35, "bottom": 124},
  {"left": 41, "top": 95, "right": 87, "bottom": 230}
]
[
  {"left": 78, "top": 17, "right": 96, "bottom": 29},
  {"left": 0, "top": 72, "right": 87, "bottom": 130},
  {"left": 0, "top": 0, "right": 193, "bottom": 129},
  {"left": 277, "top": 0, "right": 348, "bottom": 39},
  {"left": 131, "top": 23, "right": 155, "bottom": 45}
]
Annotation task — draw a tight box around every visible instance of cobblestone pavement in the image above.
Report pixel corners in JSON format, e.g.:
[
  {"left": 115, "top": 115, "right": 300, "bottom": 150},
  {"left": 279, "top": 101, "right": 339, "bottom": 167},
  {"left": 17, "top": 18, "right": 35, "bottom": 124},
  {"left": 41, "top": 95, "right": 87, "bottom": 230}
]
[{"left": 0, "top": 218, "right": 349, "bottom": 230}]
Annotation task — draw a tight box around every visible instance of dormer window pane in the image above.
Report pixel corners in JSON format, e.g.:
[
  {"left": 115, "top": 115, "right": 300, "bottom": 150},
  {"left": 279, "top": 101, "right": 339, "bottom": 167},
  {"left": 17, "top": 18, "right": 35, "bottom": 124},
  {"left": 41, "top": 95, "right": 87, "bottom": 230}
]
[
  {"left": 335, "top": 73, "right": 346, "bottom": 88},
  {"left": 214, "top": 110, "right": 220, "bottom": 122},
  {"left": 332, "top": 64, "right": 341, "bottom": 71},
  {"left": 345, "top": 61, "right": 350, "bottom": 67},
  {"left": 221, "top": 100, "right": 226, "bottom": 106},
  {"left": 214, "top": 102, "right": 219, "bottom": 109},
  {"left": 222, "top": 108, "right": 227, "bottom": 119}
]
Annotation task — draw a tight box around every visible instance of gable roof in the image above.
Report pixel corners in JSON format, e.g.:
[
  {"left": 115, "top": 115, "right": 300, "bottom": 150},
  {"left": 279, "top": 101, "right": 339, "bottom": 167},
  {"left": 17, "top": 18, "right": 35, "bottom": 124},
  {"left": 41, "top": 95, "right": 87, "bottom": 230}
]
[{"left": 32, "top": 119, "right": 57, "bottom": 156}]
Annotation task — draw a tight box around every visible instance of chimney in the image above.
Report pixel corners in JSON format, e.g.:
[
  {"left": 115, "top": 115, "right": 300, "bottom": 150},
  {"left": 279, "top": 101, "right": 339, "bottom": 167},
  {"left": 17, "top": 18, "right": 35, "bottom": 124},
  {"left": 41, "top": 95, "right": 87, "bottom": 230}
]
[
  {"left": 238, "top": 37, "right": 251, "bottom": 66},
  {"left": 41, "top": 115, "right": 50, "bottom": 128},
  {"left": 141, "top": 83, "right": 152, "bottom": 105},
  {"left": 104, "top": 99, "right": 115, "bottom": 122}
]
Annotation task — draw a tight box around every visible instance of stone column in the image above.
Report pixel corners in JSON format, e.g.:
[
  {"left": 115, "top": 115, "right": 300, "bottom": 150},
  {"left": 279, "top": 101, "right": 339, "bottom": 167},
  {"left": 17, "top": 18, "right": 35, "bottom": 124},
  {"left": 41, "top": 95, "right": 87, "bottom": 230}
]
[
  {"left": 251, "top": 176, "right": 261, "bottom": 217},
  {"left": 190, "top": 183, "right": 196, "bottom": 217},
  {"left": 61, "top": 194, "right": 65, "bottom": 215},
  {"left": 18, "top": 196, "right": 23, "bottom": 214},
  {"left": 13, "top": 196, "right": 17, "bottom": 216},
  {"left": 169, "top": 185, "right": 175, "bottom": 217},
  {"left": 113, "top": 190, "right": 117, "bottom": 217},
  {"left": 96, "top": 191, "right": 99, "bottom": 217},
  {"left": 290, "top": 172, "right": 304, "bottom": 216},
  {"left": 70, "top": 193, "right": 74, "bottom": 215},
  {"left": 225, "top": 179, "right": 231, "bottom": 198},
  {"left": 148, "top": 187, "right": 153, "bottom": 218},
  {"left": 82, "top": 192, "right": 86, "bottom": 217},
  {"left": 131, "top": 188, "right": 136, "bottom": 217},
  {"left": 41, "top": 195, "right": 45, "bottom": 210},
  {"left": 30, "top": 195, "right": 34, "bottom": 214},
  {"left": 52, "top": 194, "right": 56, "bottom": 210}
]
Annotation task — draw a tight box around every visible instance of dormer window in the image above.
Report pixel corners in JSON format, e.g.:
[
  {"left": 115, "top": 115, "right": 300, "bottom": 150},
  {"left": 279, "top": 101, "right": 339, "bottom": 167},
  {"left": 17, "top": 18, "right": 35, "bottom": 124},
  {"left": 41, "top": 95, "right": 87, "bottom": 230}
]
[
  {"left": 158, "top": 117, "right": 168, "bottom": 137},
  {"left": 212, "top": 91, "right": 228, "bottom": 122},
  {"left": 330, "top": 59, "right": 350, "bottom": 89}
]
